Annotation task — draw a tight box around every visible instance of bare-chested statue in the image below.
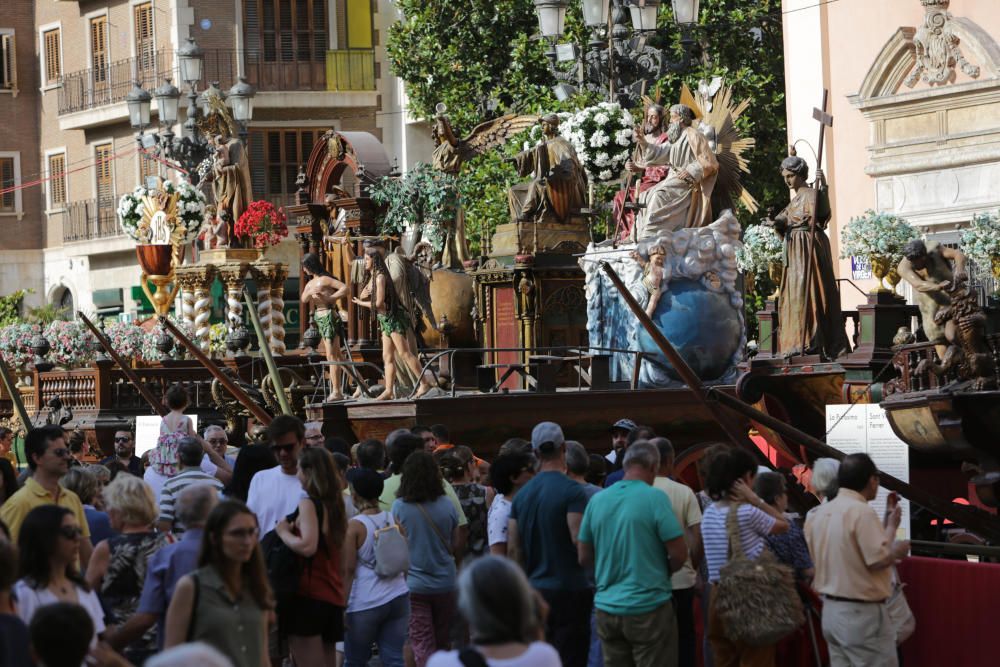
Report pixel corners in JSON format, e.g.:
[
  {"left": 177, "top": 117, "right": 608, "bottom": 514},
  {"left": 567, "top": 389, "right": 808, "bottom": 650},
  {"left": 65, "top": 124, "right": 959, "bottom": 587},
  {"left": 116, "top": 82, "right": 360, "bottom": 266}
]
[
  {"left": 896, "top": 239, "right": 968, "bottom": 359},
  {"left": 301, "top": 253, "right": 351, "bottom": 401}
]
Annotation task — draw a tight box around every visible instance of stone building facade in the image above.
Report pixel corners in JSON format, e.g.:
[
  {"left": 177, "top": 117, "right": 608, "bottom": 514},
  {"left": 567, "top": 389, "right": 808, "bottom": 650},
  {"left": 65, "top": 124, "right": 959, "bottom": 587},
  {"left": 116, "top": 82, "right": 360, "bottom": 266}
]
[
  {"left": 782, "top": 0, "right": 1000, "bottom": 309},
  {"left": 0, "top": 0, "right": 432, "bottom": 319}
]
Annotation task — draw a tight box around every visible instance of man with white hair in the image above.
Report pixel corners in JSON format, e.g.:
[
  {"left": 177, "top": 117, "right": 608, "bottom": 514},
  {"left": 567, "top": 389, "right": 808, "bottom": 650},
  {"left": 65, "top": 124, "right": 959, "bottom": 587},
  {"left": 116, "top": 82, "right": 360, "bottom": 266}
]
[
  {"left": 303, "top": 421, "right": 325, "bottom": 448},
  {"left": 203, "top": 425, "right": 235, "bottom": 467},
  {"left": 578, "top": 440, "right": 688, "bottom": 667},
  {"left": 632, "top": 103, "right": 719, "bottom": 239}
]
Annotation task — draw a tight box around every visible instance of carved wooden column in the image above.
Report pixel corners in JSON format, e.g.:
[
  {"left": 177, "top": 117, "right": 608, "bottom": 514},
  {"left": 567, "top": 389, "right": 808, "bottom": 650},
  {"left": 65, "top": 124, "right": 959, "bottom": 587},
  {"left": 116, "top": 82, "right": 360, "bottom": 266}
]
[
  {"left": 250, "top": 261, "right": 275, "bottom": 352},
  {"left": 175, "top": 265, "right": 217, "bottom": 351},
  {"left": 270, "top": 263, "right": 289, "bottom": 355},
  {"left": 218, "top": 262, "right": 250, "bottom": 353}
]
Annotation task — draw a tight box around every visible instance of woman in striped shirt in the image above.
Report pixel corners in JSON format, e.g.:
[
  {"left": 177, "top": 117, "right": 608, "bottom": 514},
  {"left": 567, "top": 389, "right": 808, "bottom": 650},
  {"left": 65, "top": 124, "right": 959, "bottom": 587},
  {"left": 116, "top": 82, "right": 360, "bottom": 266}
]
[{"left": 700, "top": 447, "right": 789, "bottom": 667}]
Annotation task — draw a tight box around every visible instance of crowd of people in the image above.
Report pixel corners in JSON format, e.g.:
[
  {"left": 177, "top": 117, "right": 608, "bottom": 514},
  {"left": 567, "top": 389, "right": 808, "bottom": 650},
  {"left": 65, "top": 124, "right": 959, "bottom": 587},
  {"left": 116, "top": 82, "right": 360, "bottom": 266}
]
[{"left": 0, "top": 392, "right": 911, "bottom": 667}]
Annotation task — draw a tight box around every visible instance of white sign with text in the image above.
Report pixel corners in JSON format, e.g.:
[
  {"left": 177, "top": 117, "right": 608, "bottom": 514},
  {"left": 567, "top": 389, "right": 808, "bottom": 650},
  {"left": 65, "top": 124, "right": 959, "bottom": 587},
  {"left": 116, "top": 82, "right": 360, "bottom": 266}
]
[
  {"left": 135, "top": 415, "right": 198, "bottom": 457},
  {"left": 825, "top": 404, "right": 910, "bottom": 540}
]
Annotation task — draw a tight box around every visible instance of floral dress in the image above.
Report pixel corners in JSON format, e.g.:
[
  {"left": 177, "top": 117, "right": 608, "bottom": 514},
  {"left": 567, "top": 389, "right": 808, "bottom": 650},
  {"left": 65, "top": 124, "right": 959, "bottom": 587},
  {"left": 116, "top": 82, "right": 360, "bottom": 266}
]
[{"left": 101, "top": 531, "right": 174, "bottom": 661}]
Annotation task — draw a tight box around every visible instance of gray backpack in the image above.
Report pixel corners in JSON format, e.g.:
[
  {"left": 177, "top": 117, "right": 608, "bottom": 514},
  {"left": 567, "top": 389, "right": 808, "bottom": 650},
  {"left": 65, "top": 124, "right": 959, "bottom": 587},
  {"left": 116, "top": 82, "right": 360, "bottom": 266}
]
[{"left": 360, "top": 513, "right": 410, "bottom": 578}]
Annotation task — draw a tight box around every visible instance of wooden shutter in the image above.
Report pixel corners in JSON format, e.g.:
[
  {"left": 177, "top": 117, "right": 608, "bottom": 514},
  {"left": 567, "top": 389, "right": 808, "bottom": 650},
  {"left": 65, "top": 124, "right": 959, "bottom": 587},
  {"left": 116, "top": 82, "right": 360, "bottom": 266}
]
[
  {"left": 0, "top": 33, "right": 15, "bottom": 91},
  {"left": 48, "top": 154, "right": 67, "bottom": 207},
  {"left": 91, "top": 17, "right": 109, "bottom": 84},
  {"left": 134, "top": 4, "right": 155, "bottom": 81},
  {"left": 95, "top": 144, "right": 114, "bottom": 201},
  {"left": 139, "top": 152, "right": 158, "bottom": 185},
  {"left": 0, "top": 158, "right": 14, "bottom": 211},
  {"left": 43, "top": 29, "right": 61, "bottom": 84}
]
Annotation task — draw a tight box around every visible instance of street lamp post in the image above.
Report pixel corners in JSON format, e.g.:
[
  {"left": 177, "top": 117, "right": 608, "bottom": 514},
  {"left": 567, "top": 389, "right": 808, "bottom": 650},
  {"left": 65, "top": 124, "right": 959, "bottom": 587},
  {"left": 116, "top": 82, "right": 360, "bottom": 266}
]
[
  {"left": 128, "top": 36, "right": 255, "bottom": 186},
  {"left": 535, "top": 0, "right": 701, "bottom": 108}
]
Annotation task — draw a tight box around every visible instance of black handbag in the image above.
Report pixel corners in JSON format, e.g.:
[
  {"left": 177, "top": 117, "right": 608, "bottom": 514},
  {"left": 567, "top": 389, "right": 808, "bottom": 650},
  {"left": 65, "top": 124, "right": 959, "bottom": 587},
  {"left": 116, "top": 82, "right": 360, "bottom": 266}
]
[{"left": 262, "top": 499, "right": 323, "bottom": 597}]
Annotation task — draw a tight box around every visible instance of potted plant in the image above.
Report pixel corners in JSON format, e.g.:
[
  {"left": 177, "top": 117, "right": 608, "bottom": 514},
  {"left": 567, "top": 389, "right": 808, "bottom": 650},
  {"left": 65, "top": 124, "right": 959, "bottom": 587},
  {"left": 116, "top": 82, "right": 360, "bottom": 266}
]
[
  {"left": 960, "top": 210, "right": 1000, "bottom": 292},
  {"left": 840, "top": 210, "right": 918, "bottom": 292},
  {"left": 43, "top": 320, "right": 99, "bottom": 369},
  {"left": 0, "top": 323, "right": 42, "bottom": 384},
  {"left": 234, "top": 200, "right": 289, "bottom": 252},
  {"left": 736, "top": 224, "right": 784, "bottom": 298}
]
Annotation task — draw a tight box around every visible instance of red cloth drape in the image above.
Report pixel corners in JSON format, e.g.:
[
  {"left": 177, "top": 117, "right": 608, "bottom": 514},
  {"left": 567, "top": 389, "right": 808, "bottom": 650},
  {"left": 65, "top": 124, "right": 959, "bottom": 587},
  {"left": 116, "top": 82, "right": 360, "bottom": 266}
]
[{"left": 897, "top": 556, "right": 1000, "bottom": 666}]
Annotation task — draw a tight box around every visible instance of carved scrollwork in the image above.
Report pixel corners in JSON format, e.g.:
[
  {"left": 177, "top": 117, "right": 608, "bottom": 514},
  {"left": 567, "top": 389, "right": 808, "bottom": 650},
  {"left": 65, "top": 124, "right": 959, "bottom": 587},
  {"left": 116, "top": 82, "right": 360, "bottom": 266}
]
[{"left": 906, "top": 0, "right": 981, "bottom": 87}]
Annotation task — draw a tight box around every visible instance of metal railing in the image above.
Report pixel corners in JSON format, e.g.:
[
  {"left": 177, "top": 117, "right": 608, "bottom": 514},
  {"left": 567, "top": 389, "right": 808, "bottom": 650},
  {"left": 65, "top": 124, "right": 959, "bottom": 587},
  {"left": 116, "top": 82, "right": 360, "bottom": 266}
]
[
  {"left": 58, "top": 48, "right": 376, "bottom": 115},
  {"left": 58, "top": 51, "right": 173, "bottom": 115},
  {"left": 62, "top": 197, "right": 121, "bottom": 243}
]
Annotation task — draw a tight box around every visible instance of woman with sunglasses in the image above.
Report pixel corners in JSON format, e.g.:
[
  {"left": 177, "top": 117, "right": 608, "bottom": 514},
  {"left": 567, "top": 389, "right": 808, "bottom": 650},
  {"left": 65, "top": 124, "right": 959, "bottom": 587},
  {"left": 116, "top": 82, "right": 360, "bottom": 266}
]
[
  {"left": 164, "top": 500, "right": 274, "bottom": 667},
  {"left": 14, "top": 505, "right": 106, "bottom": 648},
  {"left": 275, "top": 447, "right": 349, "bottom": 666}
]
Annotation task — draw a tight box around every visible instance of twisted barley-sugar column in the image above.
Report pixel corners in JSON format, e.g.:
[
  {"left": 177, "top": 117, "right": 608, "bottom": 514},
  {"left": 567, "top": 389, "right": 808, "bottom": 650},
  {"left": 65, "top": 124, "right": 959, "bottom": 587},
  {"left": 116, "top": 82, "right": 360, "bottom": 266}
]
[
  {"left": 269, "top": 264, "right": 289, "bottom": 356},
  {"left": 173, "top": 268, "right": 202, "bottom": 336},
  {"left": 218, "top": 263, "right": 250, "bottom": 352},
  {"left": 191, "top": 265, "right": 218, "bottom": 351},
  {"left": 251, "top": 261, "right": 274, "bottom": 352}
]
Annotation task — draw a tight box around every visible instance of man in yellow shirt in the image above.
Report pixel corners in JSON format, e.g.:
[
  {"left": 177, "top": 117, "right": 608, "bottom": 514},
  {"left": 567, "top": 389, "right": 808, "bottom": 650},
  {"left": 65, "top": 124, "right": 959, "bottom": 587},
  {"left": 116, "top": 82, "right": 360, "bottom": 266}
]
[{"left": 0, "top": 425, "right": 91, "bottom": 566}]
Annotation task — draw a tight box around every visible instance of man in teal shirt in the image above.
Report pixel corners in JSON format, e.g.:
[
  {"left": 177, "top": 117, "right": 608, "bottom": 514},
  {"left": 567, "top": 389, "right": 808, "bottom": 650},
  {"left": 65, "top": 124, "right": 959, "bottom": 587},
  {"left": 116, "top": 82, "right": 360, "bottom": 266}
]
[{"left": 578, "top": 440, "right": 689, "bottom": 667}]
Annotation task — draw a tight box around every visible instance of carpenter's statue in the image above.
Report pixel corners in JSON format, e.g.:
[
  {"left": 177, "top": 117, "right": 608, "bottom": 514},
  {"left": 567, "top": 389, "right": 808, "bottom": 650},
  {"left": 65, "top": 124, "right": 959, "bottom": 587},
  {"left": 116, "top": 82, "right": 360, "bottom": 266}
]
[
  {"left": 212, "top": 133, "right": 253, "bottom": 243},
  {"left": 508, "top": 113, "right": 588, "bottom": 225},
  {"left": 765, "top": 155, "right": 849, "bottom": 360},
  {"left": 631, "top": 104, "right": 719, "bottom": 240}
]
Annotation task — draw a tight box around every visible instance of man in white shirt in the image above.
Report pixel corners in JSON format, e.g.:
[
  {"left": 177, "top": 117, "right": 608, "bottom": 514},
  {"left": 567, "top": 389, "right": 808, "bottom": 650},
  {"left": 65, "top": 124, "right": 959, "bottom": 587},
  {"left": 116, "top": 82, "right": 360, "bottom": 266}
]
[{"left": 247, "top": 415, "right": 307, "bottom": 536}]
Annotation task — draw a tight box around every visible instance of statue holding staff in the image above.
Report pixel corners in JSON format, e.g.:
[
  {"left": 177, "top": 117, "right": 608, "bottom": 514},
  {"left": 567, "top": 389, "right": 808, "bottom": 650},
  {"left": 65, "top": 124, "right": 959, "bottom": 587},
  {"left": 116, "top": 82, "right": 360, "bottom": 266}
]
[{"left": 764, "top": 156, "right": 849, "bottom": 359}]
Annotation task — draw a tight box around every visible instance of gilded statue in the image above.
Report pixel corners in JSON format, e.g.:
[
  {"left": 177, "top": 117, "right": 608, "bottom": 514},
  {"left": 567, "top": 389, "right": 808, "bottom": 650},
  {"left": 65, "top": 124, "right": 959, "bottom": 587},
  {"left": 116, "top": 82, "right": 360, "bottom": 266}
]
[
  {"left": 509, "top": 113, "right": 589, "bottom": 225},
  {"left": 765, "top": 156, "right": 849, "bottom": 360}
]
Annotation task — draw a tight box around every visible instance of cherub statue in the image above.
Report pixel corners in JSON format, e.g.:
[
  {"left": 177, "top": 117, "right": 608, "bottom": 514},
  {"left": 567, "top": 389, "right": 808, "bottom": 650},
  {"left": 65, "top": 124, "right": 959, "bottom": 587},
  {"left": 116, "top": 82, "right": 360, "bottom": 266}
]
[{"left": 632, "top": 242, "right": 668, "bottom": 318}]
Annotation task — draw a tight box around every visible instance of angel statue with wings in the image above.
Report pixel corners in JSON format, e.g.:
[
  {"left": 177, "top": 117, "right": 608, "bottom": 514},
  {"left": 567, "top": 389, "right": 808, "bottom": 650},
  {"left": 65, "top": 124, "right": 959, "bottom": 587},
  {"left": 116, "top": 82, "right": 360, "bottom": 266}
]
[{"left": 432, "top": 108, "right": 538, "bottom": 267}]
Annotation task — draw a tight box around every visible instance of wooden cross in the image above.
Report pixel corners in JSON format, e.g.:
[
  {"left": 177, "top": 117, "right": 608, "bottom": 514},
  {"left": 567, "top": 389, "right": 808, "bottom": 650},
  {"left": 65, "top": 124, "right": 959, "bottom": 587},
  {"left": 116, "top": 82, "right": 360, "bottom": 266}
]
[{"left": 813, "top": 89, "right": 833, "bottom": 177}]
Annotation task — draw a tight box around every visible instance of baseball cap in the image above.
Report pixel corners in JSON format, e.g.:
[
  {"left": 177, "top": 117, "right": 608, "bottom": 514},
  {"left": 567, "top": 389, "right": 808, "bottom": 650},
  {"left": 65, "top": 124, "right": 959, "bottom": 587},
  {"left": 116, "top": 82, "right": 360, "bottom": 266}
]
[
  {"left": 347, "top": 467, "right": 384, "bottom": 500},
  {"left": 531, "top": 422, "right": 565, "bottom": 453},
  {"left": 611, "top": 418, "right": 638, "bottom": 433}
]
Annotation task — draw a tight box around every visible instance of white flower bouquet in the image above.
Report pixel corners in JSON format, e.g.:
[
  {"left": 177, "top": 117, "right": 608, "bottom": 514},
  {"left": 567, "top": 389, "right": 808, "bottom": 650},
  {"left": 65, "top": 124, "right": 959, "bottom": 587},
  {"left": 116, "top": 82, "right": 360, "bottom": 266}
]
[
  {"left": 736, "top": 224, "right": 784, "bottom": 274},
  {"left": 839, "top": 210, "right": 918, "bottom": 263},
  {"left": 960, "top": 210, "right": 1000, "bottom": 268},
  {"left": 174, "top": 179, "right": 207, "bottom": 244},
  {"left": 558, "top": 102, "right": 634, "bottom": 184},
  {"left": 118, "top": 186, "right": 147, "bottom": 241}
]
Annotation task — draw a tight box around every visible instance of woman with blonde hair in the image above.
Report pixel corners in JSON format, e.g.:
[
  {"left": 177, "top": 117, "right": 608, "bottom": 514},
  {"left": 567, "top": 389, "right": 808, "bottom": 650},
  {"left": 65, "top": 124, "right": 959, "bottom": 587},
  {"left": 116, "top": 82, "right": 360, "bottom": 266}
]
[
  {"left": 275, "top": 446, "right": 349, "bottom": 665},
  {"left": 86, "top": 473, "right": 173, "bottom": 663},
  {"left": 165, "top": 500, "right": 273, "bottom": 667}
]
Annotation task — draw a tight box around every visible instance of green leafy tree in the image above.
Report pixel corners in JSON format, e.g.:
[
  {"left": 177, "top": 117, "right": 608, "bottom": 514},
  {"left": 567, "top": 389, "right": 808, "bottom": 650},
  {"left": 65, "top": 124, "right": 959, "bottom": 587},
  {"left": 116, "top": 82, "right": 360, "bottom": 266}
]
[
  {"left": 369, "top": 163, "right": 460, "bottom": 253},
  {"left": 0, "top": 290, "right": 27, "bottom": 327},
  {"left": 388, "top": 0, "right": 788, "bottom": 263}
]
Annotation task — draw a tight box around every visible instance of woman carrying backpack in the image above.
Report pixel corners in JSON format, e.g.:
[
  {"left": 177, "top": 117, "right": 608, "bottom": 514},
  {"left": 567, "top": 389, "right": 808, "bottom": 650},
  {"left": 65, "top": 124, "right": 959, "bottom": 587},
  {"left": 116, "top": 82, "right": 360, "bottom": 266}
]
[{"left": 343, "top": 468, "right": 410, "bottom": 667}]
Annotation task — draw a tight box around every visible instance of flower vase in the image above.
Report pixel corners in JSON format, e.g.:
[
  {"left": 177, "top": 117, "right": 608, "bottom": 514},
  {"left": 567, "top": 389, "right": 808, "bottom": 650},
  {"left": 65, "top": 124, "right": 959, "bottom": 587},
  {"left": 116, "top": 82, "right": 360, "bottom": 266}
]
[
  {"left": 767, "top": 262, "right": 784, "bottom": 301},
  {"left": 887, "top": 267, "right": 902, "bottom": 293},
  {"left": 869, "top": 255, "right": 892, "bottom": 293}
]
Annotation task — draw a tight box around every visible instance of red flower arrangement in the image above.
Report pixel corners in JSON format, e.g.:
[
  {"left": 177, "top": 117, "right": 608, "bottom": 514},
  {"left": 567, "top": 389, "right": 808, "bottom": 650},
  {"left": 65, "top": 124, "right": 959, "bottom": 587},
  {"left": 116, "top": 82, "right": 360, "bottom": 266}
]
[{"left": 234, "top": 200, "right": 289, "bottom": 249}]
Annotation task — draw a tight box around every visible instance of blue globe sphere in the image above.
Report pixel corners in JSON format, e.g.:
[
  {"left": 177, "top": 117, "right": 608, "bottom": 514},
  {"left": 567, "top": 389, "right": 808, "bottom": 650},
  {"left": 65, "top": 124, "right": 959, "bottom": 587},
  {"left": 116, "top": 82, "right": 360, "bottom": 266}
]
[{"left": 637, "top": 278, "right": 742, "bottom": 382}]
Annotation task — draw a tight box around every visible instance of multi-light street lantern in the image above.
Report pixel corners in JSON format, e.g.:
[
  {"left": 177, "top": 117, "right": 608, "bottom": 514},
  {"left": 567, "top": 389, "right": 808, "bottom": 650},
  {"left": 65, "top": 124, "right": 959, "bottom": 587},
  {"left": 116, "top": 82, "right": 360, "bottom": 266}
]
[
  {"left": 126, "top": 36, "right": 256, "bottom": 186},
  {"left": 534, "top": 0, "right": 701, "bottom": 108}
]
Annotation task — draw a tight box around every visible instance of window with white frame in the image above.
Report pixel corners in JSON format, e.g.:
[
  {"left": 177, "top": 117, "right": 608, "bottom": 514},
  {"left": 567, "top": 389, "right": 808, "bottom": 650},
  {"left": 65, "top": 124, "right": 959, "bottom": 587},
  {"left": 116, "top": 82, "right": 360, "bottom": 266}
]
[
  {"left": 48, "top": 152, "right": 67, "bottom": 208},
  {"left": 0, "top": 30, "right": 15, "bottom": 92},
  {"left": 42, "top": 27, "right": 61, "bottom": 86},
  {"left": 0, "top": 153, "right": 21, "bottom": 214}
]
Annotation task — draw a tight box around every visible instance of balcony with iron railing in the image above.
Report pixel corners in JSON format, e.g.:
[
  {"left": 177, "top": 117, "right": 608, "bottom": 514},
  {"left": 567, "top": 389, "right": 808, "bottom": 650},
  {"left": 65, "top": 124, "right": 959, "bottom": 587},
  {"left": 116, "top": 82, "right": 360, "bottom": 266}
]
[
  {"left": 62, "top": 197, "right": 121, "bottom": 243},
  {"left": 58, "top": 48, "right": 377, "bottom": 116}
]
